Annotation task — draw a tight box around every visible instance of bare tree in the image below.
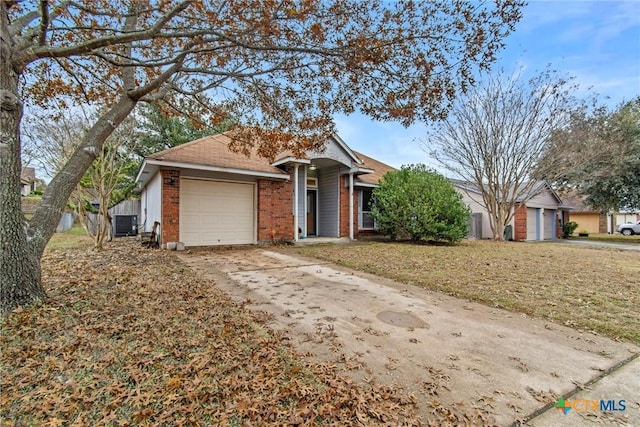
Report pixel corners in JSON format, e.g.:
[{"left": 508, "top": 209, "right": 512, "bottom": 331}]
[
  {"left": 1, "top": 0, "right": 524, "bottom": 315},
  {"left": 78, "top": 117, "right": 138, "bottom": 249},
  {"left": 424, "top": 69, "right": 580, "bottom": 240},
  {"left": 22, "top": 108, "right": 93, "bottom": 179}
]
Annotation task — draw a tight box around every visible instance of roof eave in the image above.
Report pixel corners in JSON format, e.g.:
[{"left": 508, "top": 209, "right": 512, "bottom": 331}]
[
  {"left": 271, "top": 157, "right": 311, "bottom": 167},
  {"left": 146, "top": 159, "right": 289, "bottom": 180},
  {"left": 349, "top": 166, "right": 375, "bottom": 175},
  {"left": 354, "top": 182, "right": 379, "bottom": 188}
]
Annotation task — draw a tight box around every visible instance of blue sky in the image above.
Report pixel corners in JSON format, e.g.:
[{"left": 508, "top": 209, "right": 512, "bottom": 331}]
[{"left": 336, "top": 0, "right": 640, "bottom": 169}]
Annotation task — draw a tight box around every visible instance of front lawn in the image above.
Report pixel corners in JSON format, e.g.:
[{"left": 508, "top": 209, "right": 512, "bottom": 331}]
[
  {"left": 578, "top": 233, "right": 640, "bottom": 244},
  {"left": 1, "top": 238, "right": 417, "bottom": 425},
  {"left": 289, "top": 240, "right": 640, "bottom": 344}
]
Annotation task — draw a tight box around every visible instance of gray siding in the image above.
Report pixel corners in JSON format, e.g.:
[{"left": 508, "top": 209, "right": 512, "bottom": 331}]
[
  {"left": 318, "top": 167, "right": 340, "bottom": 237},
  {"left": 456, "top": 187, "right": 494, "bottom": 239},
  {"left": 309, "top": 137, "right": 353, "bottom": 166}
]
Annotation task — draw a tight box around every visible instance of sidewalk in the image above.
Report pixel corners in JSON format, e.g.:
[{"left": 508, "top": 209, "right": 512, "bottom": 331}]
[{"left": 528, "top": 355, "right": 640, "bottom": 426}]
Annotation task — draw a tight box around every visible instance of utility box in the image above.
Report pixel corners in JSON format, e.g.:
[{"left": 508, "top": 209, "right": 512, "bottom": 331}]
[
  {"left": 503, "top": 224, "right": 513, "bottom": 241},
  {"left": 113, "top": 215, "right": 138, "bottom": 237}
]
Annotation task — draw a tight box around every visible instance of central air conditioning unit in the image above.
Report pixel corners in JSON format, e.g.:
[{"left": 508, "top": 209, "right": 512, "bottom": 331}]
[{"left": 113, "top": 215, "right": 138, "bottom": 237}]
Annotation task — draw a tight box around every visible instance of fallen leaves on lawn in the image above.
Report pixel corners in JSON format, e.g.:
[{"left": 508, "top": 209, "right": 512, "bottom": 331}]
[
  {"left": 291, "top": 241, "right": 640, "bottom": 344},
  {"left": 1, "top": 238, "right": 419, "bottom": 426}
]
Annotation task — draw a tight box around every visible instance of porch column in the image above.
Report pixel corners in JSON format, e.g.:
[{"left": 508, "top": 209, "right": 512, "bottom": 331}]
[
  {"left": 349, "top": 172, "right": 354, "bottom": 240},
  {"left": 293, "top": 164, "right": 299, "bottom": 242}
]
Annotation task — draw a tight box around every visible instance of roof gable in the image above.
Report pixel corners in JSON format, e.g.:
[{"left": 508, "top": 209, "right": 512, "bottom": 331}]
[
  {"left": 274, "top": 134, "right": 362, "bottom": 167},
  {"left": 146, "top": 133, "right": 286, "bottom": 176}
]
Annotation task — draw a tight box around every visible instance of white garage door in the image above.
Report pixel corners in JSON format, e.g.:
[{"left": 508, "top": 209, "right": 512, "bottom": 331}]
[
  {"left": 544, "top": 210, "right": 555, "bottom": 239},
  {"left": 180, "top": 179, "right": 255, "bottom": 246},
  {"left": 526, "top": 208, "right": 538, "bottom": 240}
]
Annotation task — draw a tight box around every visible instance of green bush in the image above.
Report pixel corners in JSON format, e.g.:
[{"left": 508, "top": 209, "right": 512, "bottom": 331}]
[
  {"left": 371, "top": 164, "right": 470, "bottom": 243},
  {"left": 562, "top": 221, "right": 579, "bottom": 238}
]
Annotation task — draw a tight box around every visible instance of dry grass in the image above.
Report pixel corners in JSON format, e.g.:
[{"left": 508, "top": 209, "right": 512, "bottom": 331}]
[
  {"left": 46, "top": 224, "right": 93, "bottom": 251},
  {"left": 289, "top": 240, "right": 640, "bottom": 344},
  {"left": 1, "top": 238, "right": 418, "bottom": 425},
  {"left": 581, "top": 233, "right": 640, "bottom": 244}
]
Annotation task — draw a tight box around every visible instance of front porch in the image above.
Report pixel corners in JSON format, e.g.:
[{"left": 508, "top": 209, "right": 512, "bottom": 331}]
[
  {"left": 293, "top": 236, "right": 351, "bottom": 246},
  {"left": 277, "top": 135, "right": 378, "bottom": 243}
]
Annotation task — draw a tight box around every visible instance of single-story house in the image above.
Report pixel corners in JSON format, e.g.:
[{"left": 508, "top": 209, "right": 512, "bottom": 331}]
[
  {"left": 453, "top": 180, "right": 569, "bottom": 240},
  {"left": 20, "top": 167, "right": 38, "bottom": 196},
  {"left": 559, "top": 192, "right": 605, "bottom": 234},
  {"left": 134, "top": 133, "right": 394, "bottom": 247}
]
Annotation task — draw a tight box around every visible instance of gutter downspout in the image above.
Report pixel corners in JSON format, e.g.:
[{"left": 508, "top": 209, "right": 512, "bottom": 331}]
[
  {"left": 349, "top": 172, "right": 354, "bottom": 240},
  {"left": 293, "top": 164, "right": 299, "bottom": 242}
]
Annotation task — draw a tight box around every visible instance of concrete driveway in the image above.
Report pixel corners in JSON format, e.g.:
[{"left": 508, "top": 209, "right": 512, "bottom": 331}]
[{"left": 181, "top": 248, "right": 639, "bottom": 426}]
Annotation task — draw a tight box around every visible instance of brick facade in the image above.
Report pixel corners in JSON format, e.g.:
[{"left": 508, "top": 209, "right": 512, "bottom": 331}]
[
  {"left": 514, "top": 204, "right": 527, "bottom": 241},
  {"left": 339, "top": 176, "right": 359, "bottom": 238},
  {"left": 161, "top": 169, "right": 180, "bottom": 244},
  {"left": 257, "top": 177, "right": 294, "bottom": 242},
  {"left": 158, "top": 167, "right": 359, "bottom": 245}
]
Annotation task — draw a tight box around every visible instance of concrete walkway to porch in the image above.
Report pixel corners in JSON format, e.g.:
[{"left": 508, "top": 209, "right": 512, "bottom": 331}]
[{"left": 293, "top": 236, "right": 351, "bottom": 245}]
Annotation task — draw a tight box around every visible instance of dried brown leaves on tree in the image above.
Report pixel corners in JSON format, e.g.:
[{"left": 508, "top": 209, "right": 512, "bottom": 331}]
[{"left": 2, "top": 0, "right": 524, "bottom": 312}]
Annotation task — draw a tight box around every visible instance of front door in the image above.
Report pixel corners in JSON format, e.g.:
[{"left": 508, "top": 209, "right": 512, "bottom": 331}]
[{"left": 306, "top": 189, "right": 317, "bottom": 236}]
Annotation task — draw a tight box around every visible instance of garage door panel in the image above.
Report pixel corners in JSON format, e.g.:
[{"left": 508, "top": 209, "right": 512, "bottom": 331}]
[
  {"left": 544, "top": 210, "right": 555, "bottom": 239},
  {"left": 180, "top": 179, "right": 255, "bottom": 246},
  {"left": 526, "top": 208, "right": 537, "bottom": 240}
]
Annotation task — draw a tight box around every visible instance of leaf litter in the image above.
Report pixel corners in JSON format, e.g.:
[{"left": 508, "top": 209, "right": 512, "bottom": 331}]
[{"left": 1, "top": 238, "right": 421, "bottom": 426}]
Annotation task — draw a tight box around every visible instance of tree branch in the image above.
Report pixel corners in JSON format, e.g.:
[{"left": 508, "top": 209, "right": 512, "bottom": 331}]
[
  {"left": 37, "top": 0, "right": 48, "bottom": 45},
  {"left": 17, "top": 1, "right": 192, "bottom": 66}
]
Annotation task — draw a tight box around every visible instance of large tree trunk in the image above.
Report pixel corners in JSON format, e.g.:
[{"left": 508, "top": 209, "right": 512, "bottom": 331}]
[
  {"left": 1, "top": 6, "right": 47, "bottom": 315},
  {"left": 1, "top": 2, "right": 137, "bottom": 314},
  {"left": 1, "top": 95, "right": 137, "bottom": 315}
]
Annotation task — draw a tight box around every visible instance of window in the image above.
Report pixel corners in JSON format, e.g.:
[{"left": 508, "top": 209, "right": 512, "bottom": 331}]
[{"left": 359, "top": 188, "right": 376, "bottom": 229}]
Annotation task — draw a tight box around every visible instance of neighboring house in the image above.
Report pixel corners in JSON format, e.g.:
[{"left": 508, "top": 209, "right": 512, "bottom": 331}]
[
  {"left": 557, "top": 191, "right": 640, "bottom": 234},
  {"left": 20, "top": 167, "right": 38, "bottom": 196},
  {"left": 453, "top": 180, "right": 568, "bottom": 240},
  {"left": 559, "top": 193, "right": 605, "bottom": 234},
  {"left": 134, "top": 133, "right": 394, "bottom": 247},
  {"left": 615, "top": 212, "right": 640, "bottom": 229}
]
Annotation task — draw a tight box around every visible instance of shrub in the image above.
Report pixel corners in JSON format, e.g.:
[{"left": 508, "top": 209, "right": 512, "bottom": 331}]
[
  {"left": 371, "top": 164, "right": 470, "bottom": 243},
  {"left": 562, "top": 221, "right": 579, "bottom": 238}
]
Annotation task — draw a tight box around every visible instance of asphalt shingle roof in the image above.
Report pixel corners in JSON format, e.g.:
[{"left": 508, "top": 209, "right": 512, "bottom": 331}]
[{"left": 146, "top": 133, "right": 287, "bottom": 176}]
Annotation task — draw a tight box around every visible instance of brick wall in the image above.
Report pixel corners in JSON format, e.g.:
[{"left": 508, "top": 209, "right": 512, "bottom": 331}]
[
  {"left": 598, "top": 213, "right": 607, "bottom": 234},
  {"left": 161, "top": 169, "right": 180, "bottom": 243},
  {"left": 514, "top": 204, "right": 527, "bottom": 240},
  {"left": 257, "top": 177, "right": 294, "bottom": 242},
  {"left": 339, "top": 176, "right": 359, "bottom": 238}
]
